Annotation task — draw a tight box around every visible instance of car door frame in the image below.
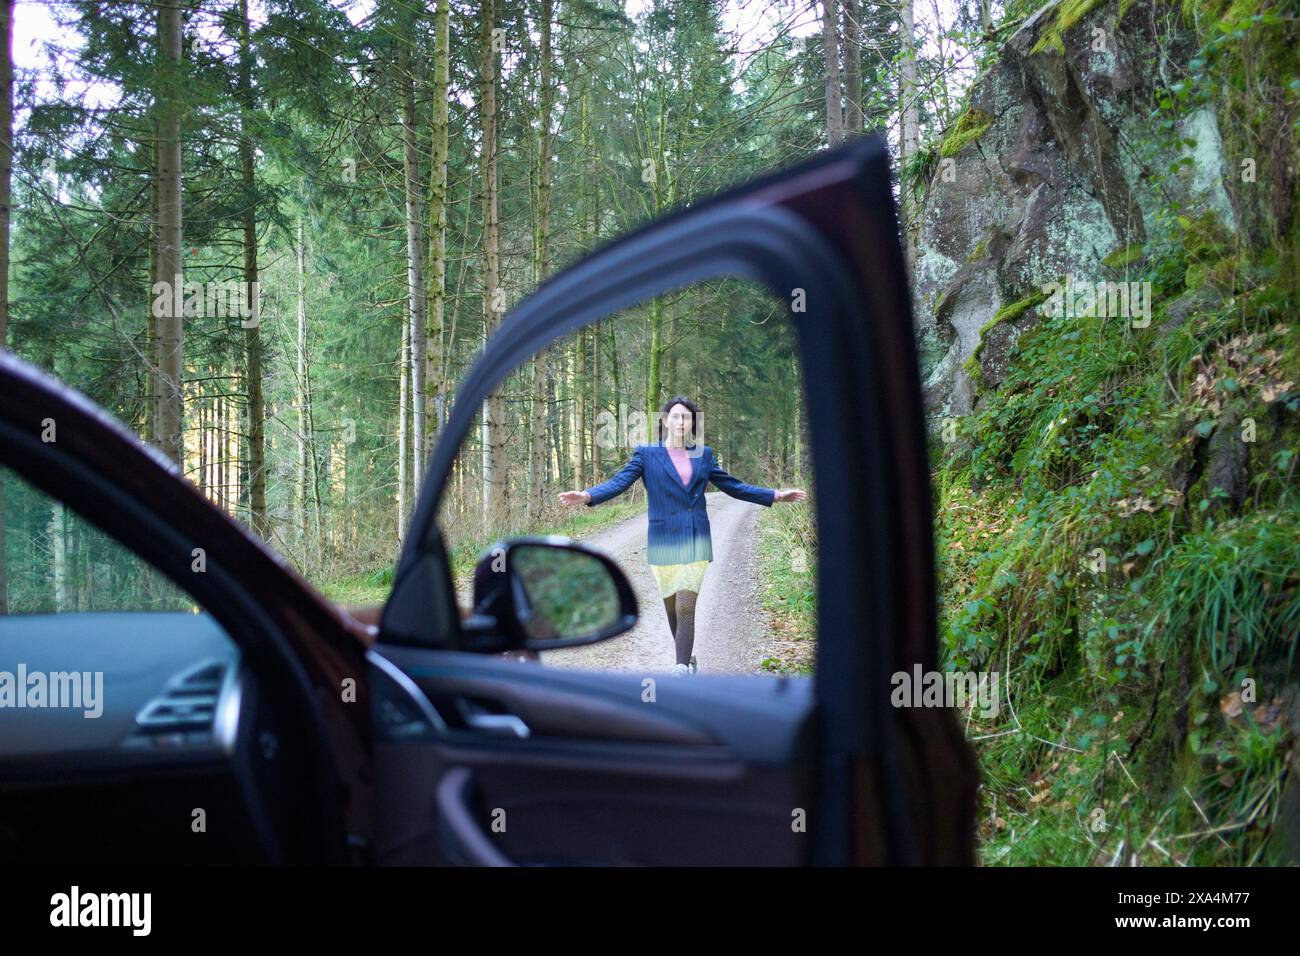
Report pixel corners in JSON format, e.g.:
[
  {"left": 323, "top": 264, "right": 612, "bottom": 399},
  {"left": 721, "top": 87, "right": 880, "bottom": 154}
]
[{"left": 379, "top": 135, "right": 978, "bottom": 865}]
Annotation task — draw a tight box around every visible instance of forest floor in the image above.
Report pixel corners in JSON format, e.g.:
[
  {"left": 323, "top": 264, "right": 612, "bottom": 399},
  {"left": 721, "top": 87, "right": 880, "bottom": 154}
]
[{"left": 539, "top": 492, "right": 778, "bottom": 674}]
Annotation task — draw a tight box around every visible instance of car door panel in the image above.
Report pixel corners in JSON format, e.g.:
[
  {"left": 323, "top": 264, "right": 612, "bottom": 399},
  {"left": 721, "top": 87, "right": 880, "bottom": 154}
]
[
  {"left": 379, "top": 645, "right": 814, "bottom": 753},
  {"left": 371, "top": 648, "right": 815, "bottom": 866}
]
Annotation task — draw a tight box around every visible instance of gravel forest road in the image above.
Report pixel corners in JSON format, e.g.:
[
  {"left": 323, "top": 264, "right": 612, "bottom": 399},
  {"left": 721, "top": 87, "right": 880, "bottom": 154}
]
[{"left": 540, "top": 492, "right": 775, "bottom": 675}]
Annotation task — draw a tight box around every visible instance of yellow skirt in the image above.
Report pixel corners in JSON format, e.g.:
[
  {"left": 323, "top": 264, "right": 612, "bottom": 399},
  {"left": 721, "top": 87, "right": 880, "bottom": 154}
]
[{"left": 650, "top": 560, "right": 710, "bottom": 598}]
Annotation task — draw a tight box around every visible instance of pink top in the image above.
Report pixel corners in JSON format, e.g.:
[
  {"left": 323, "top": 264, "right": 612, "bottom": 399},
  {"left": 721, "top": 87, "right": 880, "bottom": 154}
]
[{"left": 665, "top": 446, "right": 693, "bottom": 486}]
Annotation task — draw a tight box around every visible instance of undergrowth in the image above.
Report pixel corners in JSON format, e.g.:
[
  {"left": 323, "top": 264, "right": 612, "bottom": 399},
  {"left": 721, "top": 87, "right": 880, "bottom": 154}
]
[
  {"left": 934, "top": 0, "right": 1298, "bottom": 867},
  {"left": 756, "top": 491, "right": 817, "bottom": 675}
]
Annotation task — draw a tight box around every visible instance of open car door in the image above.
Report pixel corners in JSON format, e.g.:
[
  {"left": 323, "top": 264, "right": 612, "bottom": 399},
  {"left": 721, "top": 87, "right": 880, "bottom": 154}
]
[{"left": 368, "top": 135, "right": 977, "bottom": 866}]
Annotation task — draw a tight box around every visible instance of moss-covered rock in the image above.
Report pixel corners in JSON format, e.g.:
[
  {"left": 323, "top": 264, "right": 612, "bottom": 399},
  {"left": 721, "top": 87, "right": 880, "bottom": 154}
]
[
  {"left": 930, "top": 0, "right": 1300, "bottom": 869},
  {"left": 912, "top": 0, "right": 1237, "bottom": 417},
  {"left": 939, "top": 108, "right": 995, "bottom": 158},
  {"left": 1030, "top": 0, "right": 1108, "bottom": 56},
  {"left": 966, "top": 289, "right": 1053, "bottom": 391},
  {"left": 1102, "top": 242, "right": 1146, "bottom": 269}
]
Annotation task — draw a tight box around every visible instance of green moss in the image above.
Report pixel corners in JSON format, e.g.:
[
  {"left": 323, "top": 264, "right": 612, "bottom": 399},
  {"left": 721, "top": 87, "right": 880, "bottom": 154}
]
[
  {"left": 1178, "top": 210, "right": 1232, "bottom": 261},
  {"left": 1201, "top": 254, "right": 1240, "bottom": 290},
  {"left": 1181, "top": 0, "right": 1267, "bottom": 24},
  {"left": 965, "top": 289, "right": 1052, "bottom": 389},
  {"left": 1222, "top": 0, "right": 1267, "bottom": 20},
  {"left": 961, "top": 351, "right": 985, "bottom": 390},
  {"left": 939, "top": 108, "right": 995, "bottom": 159},
  {"left": 967, "top": 238, "right": 988, "bottom": 262},
  {"left": 1102, "top": 242, "right": 1145, "bottom": 269},
  {"left": 1030, "top": 0, "right": 1107, "bottom": 56},
  {"left": 1034, "top": 30, "right": 1067, "bottom": 56},
  {"left": 989, "top": 288, "right": 1052, "bottom": 328},
  {"left": 939, "top": 0, "right": 1300, "bottom": 866},
  {"left": 933, "top": 280, "right": 957, "bottom": 316}
]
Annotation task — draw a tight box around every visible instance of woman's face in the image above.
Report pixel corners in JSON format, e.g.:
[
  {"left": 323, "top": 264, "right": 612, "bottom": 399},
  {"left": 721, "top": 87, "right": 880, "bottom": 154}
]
[{"left": 665, "top": 403, "right": 693, "bottom": 442}]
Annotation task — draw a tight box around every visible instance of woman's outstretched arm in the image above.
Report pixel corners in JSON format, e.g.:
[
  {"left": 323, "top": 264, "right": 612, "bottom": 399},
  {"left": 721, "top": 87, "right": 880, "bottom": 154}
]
[
  {"left": 708, "top": 451, "right": 807, "bottom": 505},
  {"left": 557, "top": 446, "right": 645, "bottom": 506},
  {"left": 707, "top": 451, "right": 776, "bottom": 506}
]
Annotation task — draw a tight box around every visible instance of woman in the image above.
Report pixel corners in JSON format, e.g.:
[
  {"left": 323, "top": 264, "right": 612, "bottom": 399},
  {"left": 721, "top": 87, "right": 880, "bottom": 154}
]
[{"left": 558, "top": 396, "right": 806, "bottom": 675}]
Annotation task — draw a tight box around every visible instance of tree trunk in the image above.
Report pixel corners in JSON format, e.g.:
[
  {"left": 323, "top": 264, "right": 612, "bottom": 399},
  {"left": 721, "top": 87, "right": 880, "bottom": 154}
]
[
  {"left": 215, "top": 392, "right": 226, "bottom": 511},
  {"left": 398, "top": 319, "right": 410, "bottom": 543},
  {"left": 591, "top": 170, "right": 602, "bottom": 477},
  {"left": 557, "top": 345, "right": 570, "bottom": 487},
  {"left": 641, "top": 87, "right": 673, "bottom": 437},
  {"left": 198, "top": 390, "right": 208, "bottom": 498},
  {"left": 154, "top": 0, "right": 184, "bottom": 465},
  {"left": 400, "top": 35, "right": 428, "bottom": 496},
  {"left": 296, "top": 219, "right": 310, "bottom": 545},
  {"left": 480, "top": 0, "right": 507, "bottom": 533},
  {"left": 576, "top": 330, "right": 586, "bottom": 487},
  {"left": 145, "top": 134, "right": 158, "bottom": 444},
  {"left": 427, "top": 0, "right": 450, "bottom": 450},
  {"left": 230, "top": 392, "right": 240, "bottom": 517},
  {"left": 238, "top": 0, "right": 266, "bottom": 538},
  {"left": 899, "top": 0, "right": 921, "bottom": 276},
  {"left": 607, "top": 320, "right": 620, "bottom": 437},
  {"left": 529, "top": 0, "right": 553, "bottom": 521},
  {"left": 843, "top": 0, "right": 862, "bottom": 135},
  {"left": 667, "top": 298, "right": 677, "bottom": 391},
  {"left": 546, "top": 361, "right": 560, "bottom": 487},
  {"left": 822, "top": 0, "right": 842, "bottom": 147},
  {"left": 647, "top": 299, "right": 662, "bottom": 438},
  {"left": 529, "top": 351, "right": 547, "bottom": 521},
  {"left": 592, "top": 319, "right": 602, "bottom": 479},
  {"left": 50, "top": 503, "right": 65, "bottom": 612}
]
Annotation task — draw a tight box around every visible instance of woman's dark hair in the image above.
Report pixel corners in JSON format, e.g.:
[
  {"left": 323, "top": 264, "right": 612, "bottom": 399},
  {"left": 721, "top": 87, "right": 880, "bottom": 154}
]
[{"left": 657, "top": 395, "right": 702, "bottom": 444}]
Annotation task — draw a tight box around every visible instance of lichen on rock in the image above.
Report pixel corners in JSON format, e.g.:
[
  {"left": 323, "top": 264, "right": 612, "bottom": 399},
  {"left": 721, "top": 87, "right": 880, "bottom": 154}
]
[{"left": 913, "top": 0, "right": 1236, "bottom": 422}]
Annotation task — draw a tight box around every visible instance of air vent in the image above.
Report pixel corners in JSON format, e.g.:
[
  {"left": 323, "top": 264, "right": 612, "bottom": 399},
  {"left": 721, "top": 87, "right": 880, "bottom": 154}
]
[
  {"left": 135, "top": 696, "right": 219, "bottom": 730},
  {"left": 134, "top": 659, "right": 228, "bottom": 733}
]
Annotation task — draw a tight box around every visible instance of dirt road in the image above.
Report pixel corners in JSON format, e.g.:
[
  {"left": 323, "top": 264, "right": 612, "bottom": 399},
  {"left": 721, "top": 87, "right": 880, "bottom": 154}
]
[{"left": 540, "top": 492, "right": 775, "bottom": 674}]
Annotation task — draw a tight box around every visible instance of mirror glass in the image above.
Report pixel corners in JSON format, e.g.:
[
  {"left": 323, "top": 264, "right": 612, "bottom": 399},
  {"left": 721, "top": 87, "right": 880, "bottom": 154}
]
[{"left": 511, "top": 545, "right": 621, "bottom": 642}]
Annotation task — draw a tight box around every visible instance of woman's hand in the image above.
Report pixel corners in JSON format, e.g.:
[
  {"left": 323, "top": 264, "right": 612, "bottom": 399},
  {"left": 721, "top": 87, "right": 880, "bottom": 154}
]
[
  {"left": 774, "top": 488, "right": 807, "bottom": 503},
  {"left": 557, "top": 490, "right": 591, "bottom": 506}
]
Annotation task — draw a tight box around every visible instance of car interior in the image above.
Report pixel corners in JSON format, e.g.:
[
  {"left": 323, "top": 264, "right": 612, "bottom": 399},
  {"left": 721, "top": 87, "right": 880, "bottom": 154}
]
[{"left": 0, "top": 464, "right": 337, "bottom": 865}]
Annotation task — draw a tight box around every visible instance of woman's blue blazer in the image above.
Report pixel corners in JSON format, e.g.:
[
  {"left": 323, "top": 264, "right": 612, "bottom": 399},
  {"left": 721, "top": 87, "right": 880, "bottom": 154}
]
[{"left": 584, "top": 443, "right": 776, "bottom": 565}]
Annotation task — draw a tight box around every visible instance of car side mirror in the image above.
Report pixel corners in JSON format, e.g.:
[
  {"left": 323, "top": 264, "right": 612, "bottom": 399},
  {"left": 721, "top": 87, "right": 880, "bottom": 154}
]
[{"left": 460, "top": 537, "right": 638, "bottom": 654}]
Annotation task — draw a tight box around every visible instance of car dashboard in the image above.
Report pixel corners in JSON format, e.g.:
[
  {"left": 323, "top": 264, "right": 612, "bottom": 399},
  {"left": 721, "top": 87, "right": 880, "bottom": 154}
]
[
  {"left": 0, "top": 612, "right": 242, "bottom": 761},
  {"left": 0, "top": 612, "right": 296, "bottom": 864}
]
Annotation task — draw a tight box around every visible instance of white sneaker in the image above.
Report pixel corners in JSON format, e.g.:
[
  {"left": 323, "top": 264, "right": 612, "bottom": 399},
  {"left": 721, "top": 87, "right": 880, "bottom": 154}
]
[
  {"left": 671, "top": 663, "right": 690, "bottom": 676},
  {"left": 688, "top": 656, "right": 698, "bottom": 674}
]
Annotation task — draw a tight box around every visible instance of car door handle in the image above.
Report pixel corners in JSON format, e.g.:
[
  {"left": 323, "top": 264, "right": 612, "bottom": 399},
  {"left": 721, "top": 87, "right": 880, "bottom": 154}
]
[
  {"left": 457, "top": 698, "right": 531, "bottom": 738},
  {"left": 464, "top": 712, "right": 530, "bottom": 738},
  {"left": 436, "top": 767, "right": 515, "bottom": 867}
]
